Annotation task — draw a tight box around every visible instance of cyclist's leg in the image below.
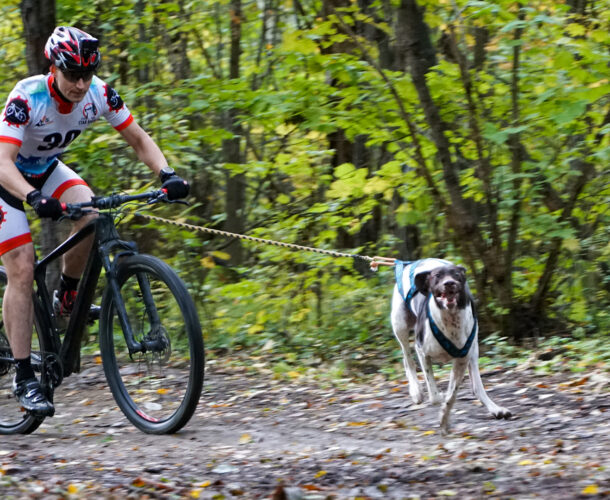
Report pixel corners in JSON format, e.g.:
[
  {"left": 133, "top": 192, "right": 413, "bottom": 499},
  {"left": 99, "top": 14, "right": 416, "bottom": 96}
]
[
  {"left": 0, "top": 189, "right": 53, "bottom": 415},
  {"left": 0, "top": 188, "right": 35, "bottom": 359},
  {"left": 2, "top": 244, "right": 35, "bottom": 359}
]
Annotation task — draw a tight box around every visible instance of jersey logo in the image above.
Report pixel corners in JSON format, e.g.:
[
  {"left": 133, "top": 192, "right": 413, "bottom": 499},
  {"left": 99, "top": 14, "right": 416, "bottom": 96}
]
[
  {"left": 3, "top": 97, "right": 30, "bottom": 127},
  {"left": 104, "top": 84, "right": 124, "bottom": 113},
  {"left": 80, "top": 102, "right": 98, "bottom": 124},
  {"left": 35, "top": 115, "right": 52, "bottom": 127},
  {"left": 0, "top": 205, "right": 7, "bottom": 229}
]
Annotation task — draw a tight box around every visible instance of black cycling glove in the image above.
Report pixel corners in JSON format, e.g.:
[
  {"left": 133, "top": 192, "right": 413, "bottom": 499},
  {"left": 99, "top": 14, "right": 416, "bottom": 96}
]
[
  {"left": 160, "top": 170, "right": 190, "bottom": 200},
  {"left": 26, "top": 190, "right": 63, "bottom": 220}
]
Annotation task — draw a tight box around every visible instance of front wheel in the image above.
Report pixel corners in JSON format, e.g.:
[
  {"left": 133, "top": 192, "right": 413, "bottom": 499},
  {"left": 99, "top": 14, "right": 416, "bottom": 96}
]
[{"left": 99, "top": 254, "right": 204, "bottom": 434}]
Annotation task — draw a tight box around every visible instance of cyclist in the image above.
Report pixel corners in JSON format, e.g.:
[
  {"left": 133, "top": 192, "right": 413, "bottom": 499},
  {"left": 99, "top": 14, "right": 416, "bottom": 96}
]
[{"left": 0, "top": 26, "right": 189, "bottom": 416}]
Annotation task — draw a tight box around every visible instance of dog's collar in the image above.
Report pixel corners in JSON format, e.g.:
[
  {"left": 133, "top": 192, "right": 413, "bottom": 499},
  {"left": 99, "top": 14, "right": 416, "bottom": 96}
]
[{"left": 426, "top": 296, "right": 477, "bottom": 358}]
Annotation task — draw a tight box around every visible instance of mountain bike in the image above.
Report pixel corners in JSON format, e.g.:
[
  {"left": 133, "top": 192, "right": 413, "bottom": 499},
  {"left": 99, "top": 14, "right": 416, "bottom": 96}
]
[{"left": 0, "top": 190, "right": 204, "bottom": 434}]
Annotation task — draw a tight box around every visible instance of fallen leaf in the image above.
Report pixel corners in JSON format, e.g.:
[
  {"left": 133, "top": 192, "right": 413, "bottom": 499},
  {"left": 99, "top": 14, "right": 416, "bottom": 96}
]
[
  {"left": 67, "top": 484, "right": 80, "bottom": 494},
  {"left": 582, "top": 484, "right": 599, "bottom": 495},
  {"left": 438, "top": 490, "right": 458, "bottom": 496},
  {"left": 314, "top": 470, "right": 327, "bottom": 478},
  {"left": 303, "top": 484, "right": 322, "bottom": 491}
]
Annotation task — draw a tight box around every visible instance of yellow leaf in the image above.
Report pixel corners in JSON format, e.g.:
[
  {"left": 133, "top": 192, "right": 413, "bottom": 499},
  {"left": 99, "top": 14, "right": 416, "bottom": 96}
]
[
  {"left": 314, "top": 470, "right": 327, "bottom": 478},
  {"left": 239, "top": 433, "right": 252, "bottom": 444},
  {"left": 94, "top": 356, "right": 102, "bottom": 364},
  {"left": 519, "top": 459, "right": 534, "bottom": 466},
  {"left": 247, "top": 324, "right": 263, "bottom": 335},
  {"left": 582, "top": 485, "right": 599, "bottom": 495},
  {"left": 198, "top": 481, "right": 211, "bottom": 488},
  {"left": 189, "top": 489, "right": 202, "bottom": 498},
  {"left": 200, "top": 256, "right": 216, "bottom": 269},
  {"left": 286, "top": 371, "right": 301, "bottom": 379},
  {"left": 347, "top": 421, "right": 368, "bottom": 426},
  {"left": 67, "top": 484, "right": 80, "bottom": 494},
  {"left": 157, "top": 388, "right": 170, "bottom": 394},
  {"left": 423, "top": 430, "right": 435, "bottom": 435}
]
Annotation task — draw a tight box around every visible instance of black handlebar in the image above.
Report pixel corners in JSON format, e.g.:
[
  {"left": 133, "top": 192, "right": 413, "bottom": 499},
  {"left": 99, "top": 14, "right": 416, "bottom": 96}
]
[{"left": 61, "top": 189, "right": 169, "bottom": 220}]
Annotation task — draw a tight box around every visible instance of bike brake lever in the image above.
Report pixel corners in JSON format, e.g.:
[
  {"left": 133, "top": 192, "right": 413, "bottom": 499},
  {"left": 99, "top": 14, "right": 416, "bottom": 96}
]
[{"left": 147, "top": 194, "right": 168, "bottom": 205}]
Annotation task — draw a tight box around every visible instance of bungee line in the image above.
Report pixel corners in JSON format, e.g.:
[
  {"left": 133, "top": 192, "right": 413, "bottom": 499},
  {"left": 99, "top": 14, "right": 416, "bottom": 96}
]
[{"left": 133, "top": 212, "right": 396, "bottom": 270}]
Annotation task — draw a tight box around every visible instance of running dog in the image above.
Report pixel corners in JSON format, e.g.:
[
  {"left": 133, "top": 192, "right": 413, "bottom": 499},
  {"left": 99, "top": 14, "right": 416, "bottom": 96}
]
[{"left": 390, "top": 259, "right": 511, "bottom": 434}]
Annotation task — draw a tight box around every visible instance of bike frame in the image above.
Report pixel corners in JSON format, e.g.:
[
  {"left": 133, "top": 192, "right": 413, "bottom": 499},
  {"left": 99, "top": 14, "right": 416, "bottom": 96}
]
[{"left": 33, "top": 212, "right": 142, "bottom": 381}]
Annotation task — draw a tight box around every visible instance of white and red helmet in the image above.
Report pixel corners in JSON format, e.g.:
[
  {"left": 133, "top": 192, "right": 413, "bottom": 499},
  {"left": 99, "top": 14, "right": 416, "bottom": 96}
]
[{"left": 44, "top": 26, "right": 101, "bottom": 72}]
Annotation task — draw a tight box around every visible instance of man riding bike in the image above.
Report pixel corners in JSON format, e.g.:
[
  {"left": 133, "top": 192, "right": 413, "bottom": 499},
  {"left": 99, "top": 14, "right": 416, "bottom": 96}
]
[{"left": 0, "top": 26, "right": 189, "bottom": 416}]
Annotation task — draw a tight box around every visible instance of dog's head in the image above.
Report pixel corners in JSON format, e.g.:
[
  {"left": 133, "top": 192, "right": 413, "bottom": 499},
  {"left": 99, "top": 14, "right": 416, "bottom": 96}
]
[{"left": 414, "top": 265, "right": 469, "bottom": 310}]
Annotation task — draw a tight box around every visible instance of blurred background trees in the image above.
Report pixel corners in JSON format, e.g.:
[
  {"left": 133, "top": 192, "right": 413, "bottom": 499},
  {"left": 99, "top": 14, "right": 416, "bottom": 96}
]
[{"left": 1, "top": 0, "right": 607, "bottom": 360}]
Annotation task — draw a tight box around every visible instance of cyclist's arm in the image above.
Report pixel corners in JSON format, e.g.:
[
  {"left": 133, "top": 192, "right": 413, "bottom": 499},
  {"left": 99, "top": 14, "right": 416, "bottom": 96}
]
[
  {"left": 117, "top": 120, "right": 169, "bottom": 176},
  {"left": 0, "top": 141, "right": 35, "bottom": 200}
]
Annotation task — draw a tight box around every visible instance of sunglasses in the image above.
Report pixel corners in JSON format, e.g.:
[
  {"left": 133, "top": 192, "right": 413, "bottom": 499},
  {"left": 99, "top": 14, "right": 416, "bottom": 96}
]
[{"left": 61, "top": 69, "right": 95, "bottom": 83}]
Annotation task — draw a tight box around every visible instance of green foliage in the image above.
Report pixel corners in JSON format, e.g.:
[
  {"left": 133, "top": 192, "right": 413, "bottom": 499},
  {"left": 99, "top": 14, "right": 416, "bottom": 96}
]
[{"left": 1, "top": 0, "right": 608, "bottom": 361}]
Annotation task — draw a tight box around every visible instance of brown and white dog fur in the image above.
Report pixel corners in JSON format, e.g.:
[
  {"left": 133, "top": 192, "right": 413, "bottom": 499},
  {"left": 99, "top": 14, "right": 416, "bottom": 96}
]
[{"left": 391, "top": 259, "right": 511, "bottom": 434}]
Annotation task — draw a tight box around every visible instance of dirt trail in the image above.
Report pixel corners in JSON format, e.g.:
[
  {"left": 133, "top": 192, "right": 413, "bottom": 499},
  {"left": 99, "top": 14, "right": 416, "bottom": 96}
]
[{"left": 1, "top": 356, "right": 608, "bottom": 499}]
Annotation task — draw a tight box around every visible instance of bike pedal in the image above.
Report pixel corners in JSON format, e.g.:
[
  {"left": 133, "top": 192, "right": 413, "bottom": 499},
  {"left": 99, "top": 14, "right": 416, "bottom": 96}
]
[{"left": 87, "top": 304, "right": 101, "bottom": 323}]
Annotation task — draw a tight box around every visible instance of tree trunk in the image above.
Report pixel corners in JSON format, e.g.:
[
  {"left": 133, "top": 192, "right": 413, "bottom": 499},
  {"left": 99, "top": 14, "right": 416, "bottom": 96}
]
[
  {"left": 223, "top": 0, "right": 245, "bottom": 264},
  {"left": 162, "top": 0, "right": 191, "bottom": 81},
  {"left": 20, "top": 0, "right": 60, "bottom": 290},
  {"left": 20, "top": 0, "right": 55, "bottom": 75}
]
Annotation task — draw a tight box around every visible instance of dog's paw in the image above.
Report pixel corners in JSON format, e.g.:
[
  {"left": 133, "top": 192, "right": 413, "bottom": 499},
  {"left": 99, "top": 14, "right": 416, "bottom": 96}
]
[
  {"left": 429, "top": 393, "right": 444, "bottom": 405},
  {"left": 439, "top": 406, "right": 452, "bottom": 435},
  {"left": 493, "top": 407, "right": 512, "bottom": 420},
  {"left": 409, "top": 386, "right": 424, "bottom": 405}
]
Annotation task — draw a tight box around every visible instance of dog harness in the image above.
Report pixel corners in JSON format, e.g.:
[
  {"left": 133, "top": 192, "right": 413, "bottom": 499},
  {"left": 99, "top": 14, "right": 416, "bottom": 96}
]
[
  {"left": 395, "top": 259, "right": 477, "bottom": 358},
  {"left": 394, "top": 259, "right": 416, "bottom": 311},
  {"left": 426, "top": 297, "right": 477, "bottom": 358}
]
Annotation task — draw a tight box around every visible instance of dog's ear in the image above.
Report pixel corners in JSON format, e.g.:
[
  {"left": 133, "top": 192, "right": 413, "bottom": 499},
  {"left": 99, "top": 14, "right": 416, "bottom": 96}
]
[
  {"left": 414, "top": 271, "right": 431, "bottom": 294},
  {"left": 457, "top": 266, "right": 467, "bottom": 279}
]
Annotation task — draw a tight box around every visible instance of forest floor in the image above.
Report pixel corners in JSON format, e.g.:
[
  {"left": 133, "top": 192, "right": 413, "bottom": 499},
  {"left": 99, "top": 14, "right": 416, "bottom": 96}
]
[{"left": 0, "top": 353, "right": 608, "bottom": 499}]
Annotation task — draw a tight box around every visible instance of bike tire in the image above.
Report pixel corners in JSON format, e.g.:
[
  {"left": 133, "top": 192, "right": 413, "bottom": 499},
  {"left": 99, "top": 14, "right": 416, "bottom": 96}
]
[
  {"left": 99, "top": 254, "right": 204, "bottom": 434},
  {"left": 0, "top": 266, "right": 48, "bottom": 434}
]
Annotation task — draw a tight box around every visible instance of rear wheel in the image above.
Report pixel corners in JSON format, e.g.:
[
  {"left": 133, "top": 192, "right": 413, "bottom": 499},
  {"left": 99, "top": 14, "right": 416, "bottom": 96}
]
[
  {"left": 99, "top": 254, "right": 204, "bottom": 434},
  {"left": 0, "top": 266, "right": 48, "bottom": 434}
]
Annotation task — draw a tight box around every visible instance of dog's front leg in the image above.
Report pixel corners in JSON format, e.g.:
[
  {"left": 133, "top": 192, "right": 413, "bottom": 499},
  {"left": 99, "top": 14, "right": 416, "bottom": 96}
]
[
  {"left": 439, "top": 359, "right": 467, "bottom": 435},
  {"left": 415, "top": 346, "right": 443, "bottom": 405},
  {"left": 468, "top": 345, "right": 512, "bottom": 419},
  {"left": 391, "top": 294, "right": 424, "bottom": 404}
]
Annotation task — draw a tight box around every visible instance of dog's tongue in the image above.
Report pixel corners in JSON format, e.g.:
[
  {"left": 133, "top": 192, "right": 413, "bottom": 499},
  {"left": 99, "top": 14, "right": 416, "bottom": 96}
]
[{"left": 442, "top": 293, "right": 457, "bottom": 306}]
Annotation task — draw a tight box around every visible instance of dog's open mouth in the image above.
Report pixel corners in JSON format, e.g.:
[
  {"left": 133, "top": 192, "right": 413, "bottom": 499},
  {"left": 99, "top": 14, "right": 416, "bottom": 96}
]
[{"left": 436, "top": 292, "right": 458, "bottom": 308}]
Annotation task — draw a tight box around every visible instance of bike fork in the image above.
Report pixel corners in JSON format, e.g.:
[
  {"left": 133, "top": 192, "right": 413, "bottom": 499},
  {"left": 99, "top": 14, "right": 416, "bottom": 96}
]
[{"left": 105, "top": 256, "right": 165, "bottom": 356}]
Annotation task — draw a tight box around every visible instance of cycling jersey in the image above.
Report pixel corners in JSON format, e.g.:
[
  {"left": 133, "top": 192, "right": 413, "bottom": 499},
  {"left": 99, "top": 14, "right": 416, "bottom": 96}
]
[{"left": 0, "top": 73, "right": 133, "bottom": 175}]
